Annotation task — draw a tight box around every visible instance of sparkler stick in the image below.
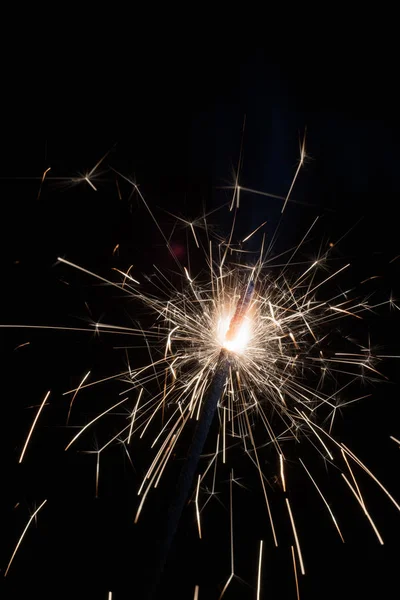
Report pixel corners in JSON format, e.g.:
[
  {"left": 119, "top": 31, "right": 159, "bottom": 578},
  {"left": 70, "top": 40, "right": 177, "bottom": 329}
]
[{"left": 144, "top": 284, "right": 254, "bottom": 598}]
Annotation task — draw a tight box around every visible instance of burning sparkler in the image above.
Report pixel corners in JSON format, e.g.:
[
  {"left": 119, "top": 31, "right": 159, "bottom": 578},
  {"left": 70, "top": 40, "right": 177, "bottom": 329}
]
[{"left": 2, "top": 136, "right": 399, "bottom": 599}]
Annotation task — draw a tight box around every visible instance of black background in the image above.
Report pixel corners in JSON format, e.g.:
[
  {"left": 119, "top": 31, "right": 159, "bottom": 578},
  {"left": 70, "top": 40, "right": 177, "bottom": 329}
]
[{"left": 1, "top": 48, "right": 400, "bottom": 599}]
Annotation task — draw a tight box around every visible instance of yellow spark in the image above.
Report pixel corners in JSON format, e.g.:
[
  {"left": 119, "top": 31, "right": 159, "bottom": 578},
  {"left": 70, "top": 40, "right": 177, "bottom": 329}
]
[
  {"left": 242, "top": 221, "right": 267, "bottom": 243},
  {"left": 223, "top": 407, "right": 226, "bottom": 464},
  {"left": 67, "top": 370, "right": 91, "bottom": 424},
  {"left": 57, "top": 257, "right": 134, "bottom": 295},
  {"left": 84, "top": 175, "right": 97, "bottom": 190},
  {"left": 128, "top": 388, "right": 143, "bottom": 444},
  {"left": 256, "top": 540, "right": 264, "bottom": 600},
  {"left": 217, "top": 469, "right": 235, "bottom": 599},
  {"left": 298, "top": 410, "right": 334, "bottom": 461},
  {"left": 37, "top": 167, "right": 51, "bottom": 200},
  {"left": 41, "top": 167, "right": 51, "bottom": 183},
  {"left": 244, "top": 410, "right": 278, "bottom": 547},
  {"left": 95, "top": 452, "right": 100, "bottom": 498},
  {"left": 286, "top": 498, "right": 305, "bottom": 575},
  {"left": 299, "top": 459, "right": 344, "bottom": 542},
  {"left": 184, "top": 266, "right": 193, "bottom": 283},
  {"left": 218, "top": 574, "right": 234, "bottom": 600},
  {"left": 281, "top": 129, "right": 307, "bottom": 213},
  {"left": 65, "top": 397, "right": 130, "bottom": 451},
  {"left": 289, "top": 331, "right": 299, "bottom": 349},
  {"left": 165, "top": 325, "right": 179, "bottom": 357},
  {"left": 291, "top": 546, "right": 301, "bottom": 600},
  {"left": 13, "top": 341, "right": 30, "bottom": 351},
  {"left": 193, "top": 585, "right": 200, "bottom": 600},
  {"left": 195, "top": 474, "right": 202, "bottom": 539},
  {"left": 190, "top": 222, "right": 200, "bottom": 248},
  {"left": 112, "top": 266, "right": 140, "bottom": 286},
  {"left": 4, "top": 499, "right": 47, "bottom": 577},
  {"left": 19, "top": 391, "right": 50, "bottom": 463},
  {"left": 279, "top": 454, "right": 286, "bottom": 492},
  {"left": 341, "top": 474, "right": 384, "bottom": 545},
  {"left": 341, "top": 444, "right": 400, "bottom": 512},
  {"left": 330, "top": 306, "right": 362, "bottom": 319},
  {"left": 112, "top": 243, "right": 120, "bottom": 256}
]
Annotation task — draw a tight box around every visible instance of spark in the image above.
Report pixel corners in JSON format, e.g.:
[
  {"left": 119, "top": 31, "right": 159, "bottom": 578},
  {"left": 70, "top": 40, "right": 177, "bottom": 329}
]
[
  {"left": 341, "top": 474, "right": 384, "bottom": 545},
  {"left": 390, "top": 435, "right": 400, "bottom": 446},
  {"left": 195, "top": 474, "right": 202, "bottom": 539},
  {"left": 242, "top": 221, "right": 267, "bottom": 243},
  {"left": 286, "top": 498, "right": 305, "bottom": 575},
  {"left": 279, "top": 454, "right": 286, "bottom": 492},
  {"left": 256, "top": 540, "right": 264, "bottom": 600},
  {"left": 291, "top": 546, "right": 301, "bottom": 600},
  {"left": 299, "top": 458, "right": 345, "bottom": 542},
  {"left": 193, "top": 585, "right": 200, "bottom": 600},
  {"left": 13, "top": 341, "right": 30, "bottom": 351},
  {"left": 95, "top": 452, "right": 100, "bottom": 498},
  {"left": 4, "top": 500, "right": 47, "bottom": 577},
  {"left": 341, "top": 444, "right": 400, "bottom": 513},
  {"left": 66, "top": 371, "right": 91, "bottom": 424},
  {"left": 65, "top": 397, "right": 130, "bottom": 451},
  {"left": 19, "top": 391, "right": 50, "bottom": 463},
  {"left": 37, "top": 167, "right": 51, "bottom": 200},
  {"left": 218, "top": 469, "right": 235, "bottom": 599},
  {"left": 281, "top": 129, "right": 307, "bottom": 213}
]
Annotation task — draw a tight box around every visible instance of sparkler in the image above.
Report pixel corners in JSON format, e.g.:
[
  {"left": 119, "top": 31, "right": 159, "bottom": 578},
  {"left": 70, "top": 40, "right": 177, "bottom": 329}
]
[{"left": 2, "top": 137, "right": 399, "bottom": 598}]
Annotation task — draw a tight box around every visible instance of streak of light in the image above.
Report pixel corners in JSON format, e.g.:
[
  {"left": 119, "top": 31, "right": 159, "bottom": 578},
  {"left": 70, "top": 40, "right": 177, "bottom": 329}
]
[
  {"left": 341, "top": 474, "right": 384, "bottom": 545},
  {"left": 19, "top": 391, "right": 50, "bottom": 463},
  {"left": 298, "top": 410, "right": 334, "bottom": 460},
  {"left": 57, "top": 257, "right": 136, "bottom": 295},
  {"left": 37, "top": 167, "right": 51, "bottom": 200},
  {"left": 95, "top": 452, "right": 100, "bottom": 498},
  {"left": 341, "top": 449, "right": 364, "bottom": 507},
  {"left": 190, "top": 222, "right": 200, "bottom": 248},
  {"left": 41, "top": 166, "right": 51, "bottom": 182},
  {"left": 341, "top": 444, "right": 400, "bottom": 512},
  {"left": 195, "top": 475, "right": 202, "bottom": 539},
  {"left": 256, "top": 540, "right": 264, "bottom": 600},
  {"left": 280, "top": 454, "right": 286, "bottom": 492},
  {"left": 242, "top": 221, "right": 267, "bottom": 243},
  {"left": 286, "top": 498, "right": 305, "bottom": 575},
  {"left": 244, "top": 410, "right": 278, "bottom": 547},
  {"left": 13, "top": 341, "right": 30, "bottom": 351},
  {"left": 193, "top": 585, "right": 200, "bottom": 600},
  {"left": 291, "top": 546, "right": 300, "bottom": 600},
  {"left": 390, "top": 435, "right": 400, "bottom": 445},
  {"left": 65, "top": 397, "right": 130, "bottom": 451},
  {"left": 84, "top": 176, "right": 97, "bottom": 190},
  {"left": 281, "top": 129, "right": 307, "bottom": 213},
  {"left": 128, "top": 388, "right": 143, "bottom": 444},
  {"left": 67, "top": 371, "right": 91, "bottom": 424},
  {"left": 4, "top": 500, "right": 47, "bottom": 577},
  {"left": 299, "top": 458, "right": 345, "bottom": 542},
  {"left": 218, "top": 470, "right": 235, "bottom": 600},
  {"left": 329, "top": 306, "right": 363, "bottom": 319},
  {"left": 112, "top": 266, "right": 140, "bottom": 285}
]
